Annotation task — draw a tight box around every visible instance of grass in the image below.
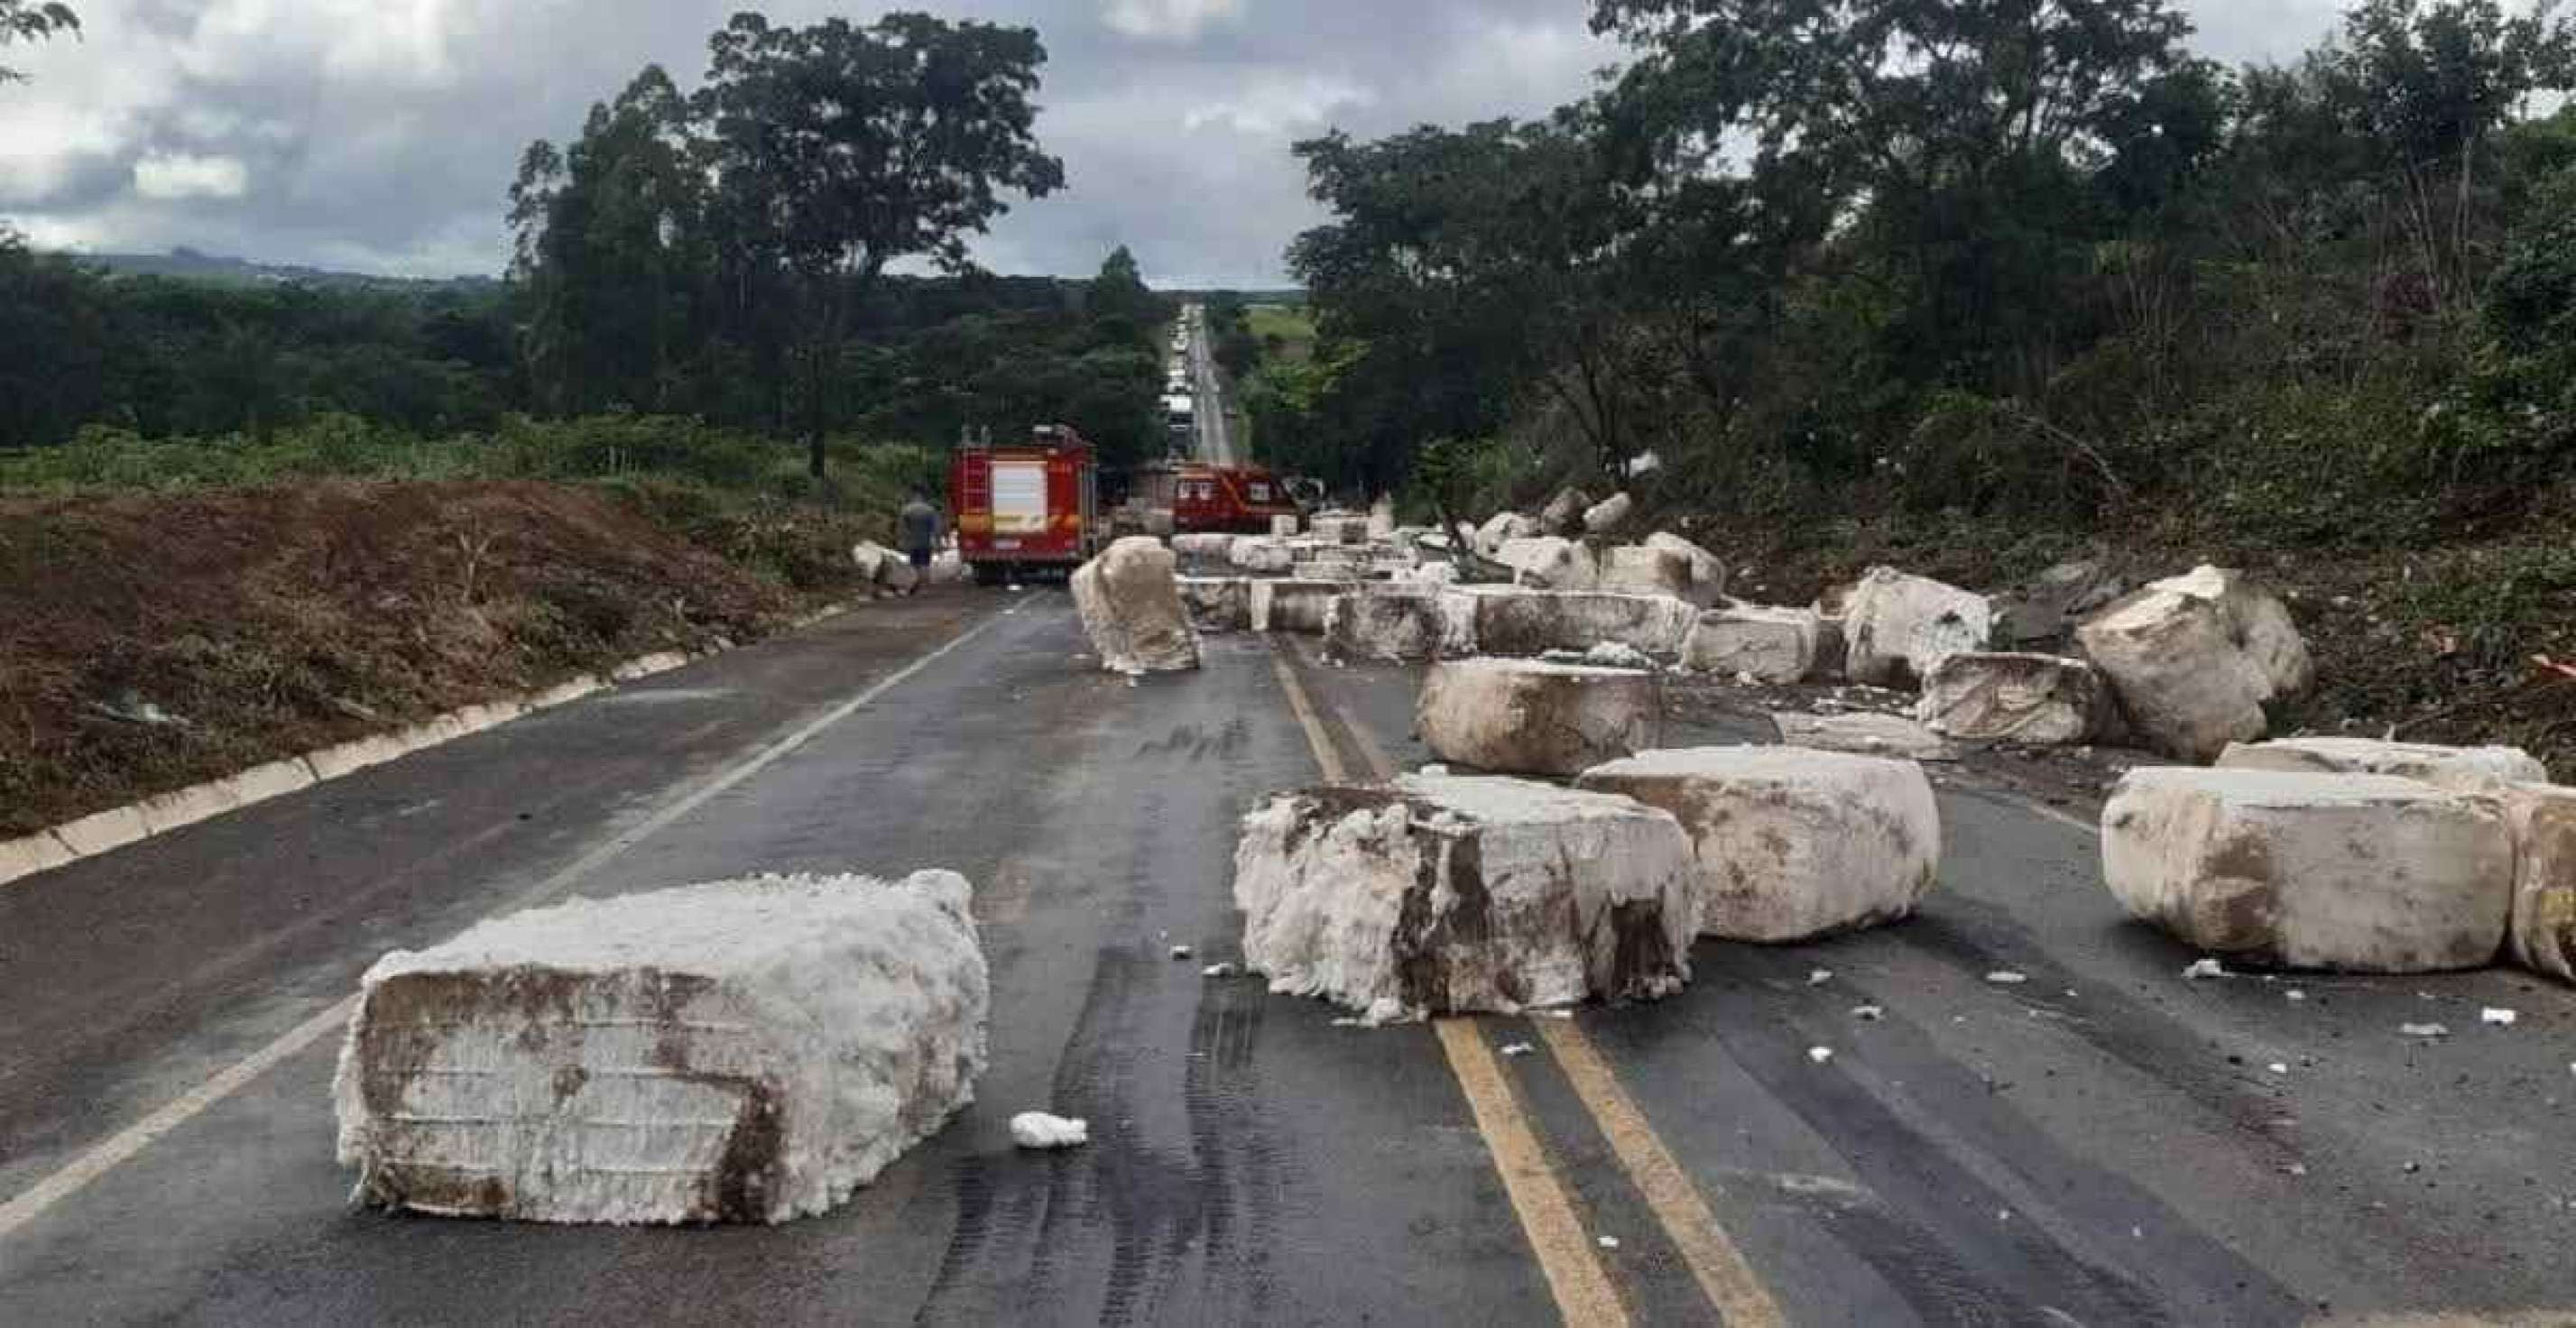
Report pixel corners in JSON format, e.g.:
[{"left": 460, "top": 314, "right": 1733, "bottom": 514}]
[{"left": 1247, "top": 303, "right": 1317, "bottom": 368}]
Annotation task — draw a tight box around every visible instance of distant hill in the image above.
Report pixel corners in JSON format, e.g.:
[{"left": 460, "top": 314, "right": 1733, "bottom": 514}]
[{"left": 65, "top": 247, "right": 500, "bottom": 292}]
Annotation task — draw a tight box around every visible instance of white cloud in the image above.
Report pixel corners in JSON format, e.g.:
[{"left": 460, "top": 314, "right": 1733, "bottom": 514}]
[
  {"left": 1181, "top": 72, "right": 1374, "bottom": 135},
  {"left": 133, "top": 152, "right": 249, "bottom": 200},
  {"left": 1101, "top": 0, "right": 1243, "bottom": 42}
]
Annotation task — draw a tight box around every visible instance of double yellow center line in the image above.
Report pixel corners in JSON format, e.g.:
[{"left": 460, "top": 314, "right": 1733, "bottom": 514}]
[{"left": 1268, "top": 647, "right": 1784, "bottom": 1328}]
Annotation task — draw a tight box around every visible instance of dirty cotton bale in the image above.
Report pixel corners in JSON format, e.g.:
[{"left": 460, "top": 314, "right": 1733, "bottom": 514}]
[
  {"left": 1310, "top": 512, "right": 1371, "bottom": 546},
  {"left": 1227, "top": 536, "right": 1295, "bottom": 575},
  {"left": 1994, "top": 557, "right": 2127, "bottom": 647},
  {"left": 1251, "top": 578, "right": 1350, "bottom": 633},
  {"left": 2214, "top": 737, "right": 2547, "bottom": 787},
  {"left": 1417, "top": 658, "right": 1660, "bottom": 776},
  {"left": 2484, "top": 782, "right": 2576, "bottom": 983},
  {"left": 1072, "top": 537, "right": 1199, "bottom": 674},
  {"left": 1177, "top": 576, "right": 1252, "bottom": 632},
  {"left": 1842, "top": 567, "right": 1993, "bottom": 687},
  {"left": 1771, "top": 711, "right": 1961, "bottom": 762},
  {"left": 1233, "top": 776, "right": 1696, "bottom": 1019},
  {"left": 1599, "top": 546, "right": 1695, "bottom": 601},
  {"left": 2075, "top": 566, "right": 2311, "bottom": 762},
  {"left": 1325, "top": 588, "right": 1472, "bottom": 662},
  {"left": 1583, "top": 492, "right": 1636, "bottom": 535},
  {"left": 2100, "top": 769, "right": 2510, "bottom": 972},
  {"left": 1441, "top": 587, "right": 1698, "bottom": 660},
  {"left": 1539, "top": 487, "right": 1593, "bottom": 535},
  {"left": 1643, "top": 531, "right": 1729, "bottom": 607},
  {"left": 1579, "top": 747, "right": 1939, "bottom": 941},
  {"left": 1682, "top": 605, "right": 1824, "bottom": 683},
  {"left": 333, "top": 871, "right": 988, "bottom": 1225},
  {"left": 1496, "top": 536, "right": 1602, "bottom": 591},
  {"left": 1915, "top": 652, "right": 2113, "bottom": 745},
  {"left": 1294, "top": 543, "right": 1373, "bottom": 580},
  {"left": 1475, "top": 512, "right": 1539, "bottom": 558}
]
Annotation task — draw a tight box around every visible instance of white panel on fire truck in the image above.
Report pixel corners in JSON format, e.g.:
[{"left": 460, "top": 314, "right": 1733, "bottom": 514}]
[{"left": 993, "top": 460, "right": 1048, "bottom": 533}]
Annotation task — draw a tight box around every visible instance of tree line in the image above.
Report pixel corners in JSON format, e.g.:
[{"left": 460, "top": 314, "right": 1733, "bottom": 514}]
[
  {"left": 0, "top": 9, "right": 1177, "bottom": 480},
  {"left": 1258, "top": 0, "right": 2576, "bottom": 549}
]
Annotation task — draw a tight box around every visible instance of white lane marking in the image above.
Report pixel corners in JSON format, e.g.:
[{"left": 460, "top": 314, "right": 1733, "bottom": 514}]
[
  {"left": 0, "top": 606, "right": 1011, "bottom": 1242},
  {"left": 2008, "top": 793, "right": 2101, "bottom": 837}
]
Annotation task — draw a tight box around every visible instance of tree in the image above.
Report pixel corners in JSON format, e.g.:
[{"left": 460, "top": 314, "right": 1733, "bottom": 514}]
[
  {"left": 507, "top": 67, "right": 709, "bottom": 416},
  {"left": 694, "top": 11, "right": 1066, "bottom": 476},
  {"left": 1593, "top": 0, "right": 2213, "bottom": 396},
  {"left": 2333, "top": 0, "right": 2576, "bottom": 309},
  {"left": 0, "top": 0, "right": 76, "bottom": 84},
  {"left": 1084, "top": 244, "right": 1160, "bottom": 337}
]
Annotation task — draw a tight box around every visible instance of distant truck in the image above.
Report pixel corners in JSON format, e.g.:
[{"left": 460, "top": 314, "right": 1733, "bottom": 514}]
[{"left": 948, "top": 424, "right": 1103, "bottom": 584}]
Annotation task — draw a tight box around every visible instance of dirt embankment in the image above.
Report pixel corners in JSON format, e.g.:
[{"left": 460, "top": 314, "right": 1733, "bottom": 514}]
[{"left": 0, "top": 481, "right": 854, "bottom": 836}]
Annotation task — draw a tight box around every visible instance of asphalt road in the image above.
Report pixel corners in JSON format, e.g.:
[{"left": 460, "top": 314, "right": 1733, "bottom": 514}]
[
  {"left": 3, "top": 590, "right": 2571, "bottom": 1325},
  {"left": 1185, "top": 303, "right": 1234, "bottom": 466}
]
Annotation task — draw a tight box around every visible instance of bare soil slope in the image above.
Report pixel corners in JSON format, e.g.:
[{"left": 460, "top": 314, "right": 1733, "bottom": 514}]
[{"left": 0, "top": 481, "right": 830, "bottom": 835}]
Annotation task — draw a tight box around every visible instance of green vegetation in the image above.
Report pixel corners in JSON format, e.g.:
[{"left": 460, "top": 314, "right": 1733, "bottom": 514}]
[
  {"left": 1262, "top": 0, "right": 2576, "bottom": 556},
  {"left": 1250, "top": 0, "right": 2576, "bottom": 757},
  {"left": 1244, "top": 304, "right": 1316, "bottom": 368},
  {"left": 2, "top": 10, "right": 1173, "bottom": 512}
]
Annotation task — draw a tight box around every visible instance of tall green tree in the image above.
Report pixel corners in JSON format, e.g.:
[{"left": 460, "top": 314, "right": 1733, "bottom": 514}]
[
  {"left": 507, "top": 66, "right": 708, "bottom": 416},
  {"left": 1084, "top": 244, "right": 1160, "bottom": 338},
  {"left": 694, "top": 11, "right": 1066, "bottom": 476}
]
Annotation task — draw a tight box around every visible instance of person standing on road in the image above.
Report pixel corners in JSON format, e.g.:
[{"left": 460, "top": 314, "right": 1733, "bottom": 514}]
[{"left": 898, "top": 493, "right": 940, "bottom": 596}]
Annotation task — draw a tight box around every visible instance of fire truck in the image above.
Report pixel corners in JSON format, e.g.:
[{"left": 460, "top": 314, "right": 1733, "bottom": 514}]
[
  {"left": 1126, "top": 459, "right": 1307, "bottom": 534},
  {"left": 948, "top": 424, "right": 1103, "bottom": 584}
]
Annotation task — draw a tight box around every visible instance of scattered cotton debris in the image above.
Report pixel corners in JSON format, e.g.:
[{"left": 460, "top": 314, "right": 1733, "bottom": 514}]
[
  {"left": 1584, "top": 641, "right": 1657, "bottom": 670},
  {"left": 2183, "top": 957, "right": 2228, "bottom": 981},
  {"left": 2282, "top": 1163, "right": 2308, "bottom": 1177},
  {"left": 1169, "top": 944, "right": 1194, "bottom": 960},
  {"left": 1851, "top": 1004, "right": 1885, "bottom": 1021},
  {"left": 2481, "top": 1007, "right": 2518, "bottom": 1027},
  {"left": 1809, "top": 1046, "right": 1835, "bottom": 1065},
  {"left": 1807, "top": 968, "right": 1834, "bottom": 986},
  {"left": 2267, "top": 1063, "right": 2289, "bottom": 1075},
  {"left": 1596, "top": 1235, "right": 1621, "bottom": 1250},
  {"left": 1010, "top": 1112, "right": 1090, "bottom": 1150},
  {"left": 1986, "top": 971, "right": 2029, "bottom": 985},
  {"left": 1202, "top": 963, "right": 1237, "bottom": 979},
  {"left": 2399, "top": 1022, "right": 2450, "bottom": 1038},
  {"left": 1500, "top": 1042, "right": 1536, "bottom": 1058},
  {"left": 2285, "top": 990, "right": 2307, "bottom": 1002}
]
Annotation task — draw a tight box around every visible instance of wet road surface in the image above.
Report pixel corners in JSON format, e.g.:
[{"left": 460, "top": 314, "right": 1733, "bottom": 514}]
[{"left": 2, "top": 590, "right": 2571, "bottom": 1325}]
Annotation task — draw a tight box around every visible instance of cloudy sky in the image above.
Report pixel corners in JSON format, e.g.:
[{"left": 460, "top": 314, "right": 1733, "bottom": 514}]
[{"left": 0, "top": 0, "right": 2356, "bottom": 285}]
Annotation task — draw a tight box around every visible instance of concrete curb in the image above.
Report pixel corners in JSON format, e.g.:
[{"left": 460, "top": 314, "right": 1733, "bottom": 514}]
[{"left": 0, "top": 604, "right": 850, "bottom": 893}]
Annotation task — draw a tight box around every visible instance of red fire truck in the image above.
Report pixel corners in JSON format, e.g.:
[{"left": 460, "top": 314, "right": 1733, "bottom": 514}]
[
  {"left": 949, "top": 425, "right": 1103, "bottom": 584},
  {"left": 1127, "top": 460, "right": 1307, "bottom": 534}
]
